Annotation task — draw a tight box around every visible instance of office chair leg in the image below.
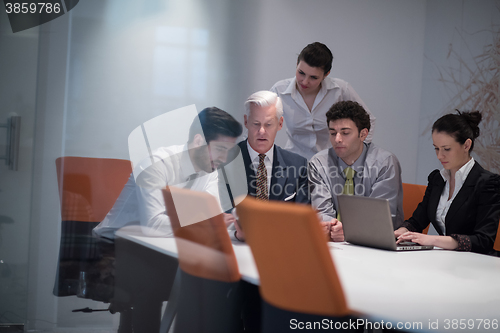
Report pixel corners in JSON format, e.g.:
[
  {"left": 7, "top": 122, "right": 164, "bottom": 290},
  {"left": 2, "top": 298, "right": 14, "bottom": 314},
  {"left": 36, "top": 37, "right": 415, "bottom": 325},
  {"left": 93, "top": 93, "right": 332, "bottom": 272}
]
[{"left": 159, "top": 267, "right": 182, "bottom": 333}]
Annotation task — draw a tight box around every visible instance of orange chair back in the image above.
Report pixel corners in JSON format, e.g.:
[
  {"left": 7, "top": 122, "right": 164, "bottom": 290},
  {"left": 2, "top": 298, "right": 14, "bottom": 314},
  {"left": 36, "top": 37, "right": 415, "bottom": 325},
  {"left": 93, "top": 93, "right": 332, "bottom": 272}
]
[
  {"left": 238, "top": 197, "right": 349, "bottom": 317},
  {"left": 163, "top": 187, "right": 240, "bottom": 283},
  {"left": 56, "top": 157, "right": 132, "bottom": 222},
  {"left": 402, "top": 183, "right": 429, "bottom": 234},
  {"left": 402, "top": 183, "right": 426, "bottom": 220}
]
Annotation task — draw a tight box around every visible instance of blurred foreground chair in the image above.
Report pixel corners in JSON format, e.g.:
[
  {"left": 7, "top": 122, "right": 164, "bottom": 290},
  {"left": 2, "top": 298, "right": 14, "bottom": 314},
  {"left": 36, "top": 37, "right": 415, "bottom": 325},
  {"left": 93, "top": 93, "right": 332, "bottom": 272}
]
[
  {"left": 238, "top": 197, "right": 363, "bottom": 333},
  {"left": 163, "top": 187, "right": 243, "bottom": 333},
  {"left": 402, "top": 183, "right": 429, "bottom": 234},
  {"left": 53, "top": 157, "right": 132, "bottom": 330}
]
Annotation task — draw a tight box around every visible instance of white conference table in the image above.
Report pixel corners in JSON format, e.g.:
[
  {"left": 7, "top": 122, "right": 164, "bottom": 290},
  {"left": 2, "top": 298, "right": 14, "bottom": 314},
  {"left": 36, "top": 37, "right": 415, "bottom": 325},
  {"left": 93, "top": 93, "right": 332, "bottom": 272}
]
[{"left": 116, "top": 229, "right": 500, "bottom": 332}]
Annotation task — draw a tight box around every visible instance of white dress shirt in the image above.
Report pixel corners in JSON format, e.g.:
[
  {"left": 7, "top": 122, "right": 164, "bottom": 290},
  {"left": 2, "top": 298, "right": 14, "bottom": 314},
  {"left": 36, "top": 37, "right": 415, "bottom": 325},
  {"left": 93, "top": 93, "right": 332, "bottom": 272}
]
[
  {"left": 93, "top": 144, "right": 220, "bottom": 239},
  {"left": 271, "top": 76, "right": 376, "bottom": 160},
  {"left": 246, "top": 141, "right": 274, "bottom": 195},
  {"left": 435, "top": 158, "right": 475, "bottom": 234}
]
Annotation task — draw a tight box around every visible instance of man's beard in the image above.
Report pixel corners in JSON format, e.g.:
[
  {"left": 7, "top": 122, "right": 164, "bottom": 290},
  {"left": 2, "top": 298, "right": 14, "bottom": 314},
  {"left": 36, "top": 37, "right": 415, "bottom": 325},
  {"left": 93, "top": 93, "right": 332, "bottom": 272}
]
[{"left": 192, "top": 145, "right": 213, "bottom": 172}]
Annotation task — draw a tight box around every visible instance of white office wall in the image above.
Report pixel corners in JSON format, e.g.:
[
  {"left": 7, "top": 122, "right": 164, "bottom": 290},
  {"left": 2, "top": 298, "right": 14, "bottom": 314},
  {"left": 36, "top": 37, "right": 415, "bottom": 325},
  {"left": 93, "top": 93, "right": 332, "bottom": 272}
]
[
  {"left": 59, "top": 0, "right": 428, "bottom": 178},
  {"left": 417, "top": 0, "right": 500, "bottom": 185},
  {"left": 235, "top": 0, "right": 427, "bottom": 184},
  {"left": 61, "top": 0, "right": 232, "bottom": 159}
]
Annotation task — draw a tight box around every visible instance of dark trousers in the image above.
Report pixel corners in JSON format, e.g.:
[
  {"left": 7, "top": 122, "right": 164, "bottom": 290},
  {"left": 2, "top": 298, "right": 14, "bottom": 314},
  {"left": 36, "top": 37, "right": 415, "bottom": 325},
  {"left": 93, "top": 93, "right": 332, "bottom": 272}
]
[
  {"left": 241, "top": 280, "right": 262, "bottom": 332},
  {"left": 114, "top": 237, "right": 179, "bottom": 333}
]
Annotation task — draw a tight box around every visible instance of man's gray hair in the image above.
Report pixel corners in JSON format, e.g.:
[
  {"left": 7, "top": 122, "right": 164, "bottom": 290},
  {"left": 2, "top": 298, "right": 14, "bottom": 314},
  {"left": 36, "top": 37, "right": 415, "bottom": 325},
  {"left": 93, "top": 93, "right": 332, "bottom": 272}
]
[{"left": 244, "top": 90, "right": 283, "bottom": 119}]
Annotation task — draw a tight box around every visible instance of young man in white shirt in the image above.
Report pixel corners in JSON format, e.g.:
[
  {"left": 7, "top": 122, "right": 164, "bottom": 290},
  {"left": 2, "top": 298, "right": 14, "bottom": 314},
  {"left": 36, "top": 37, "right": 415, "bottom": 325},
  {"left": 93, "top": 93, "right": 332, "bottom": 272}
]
[{"left": 93, "top": 107, "right": 243, "bottom": 239}]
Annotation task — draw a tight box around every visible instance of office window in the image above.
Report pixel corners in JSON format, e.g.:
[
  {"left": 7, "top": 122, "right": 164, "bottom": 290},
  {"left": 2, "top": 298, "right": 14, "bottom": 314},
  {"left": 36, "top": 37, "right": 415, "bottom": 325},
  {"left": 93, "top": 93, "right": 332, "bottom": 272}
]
[{"left": 153, "top": 26, "right": 208, "bottom": 99}]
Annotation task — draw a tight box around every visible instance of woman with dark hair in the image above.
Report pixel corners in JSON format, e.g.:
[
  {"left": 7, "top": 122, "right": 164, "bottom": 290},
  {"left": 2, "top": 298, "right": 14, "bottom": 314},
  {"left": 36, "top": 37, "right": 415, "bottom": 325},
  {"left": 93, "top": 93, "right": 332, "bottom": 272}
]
[
  {"left": 270, "top": 42, "right": 376, "bottom": 160},
  {"left": 395, "top": 111, "right": 500, "bottom": 254}
]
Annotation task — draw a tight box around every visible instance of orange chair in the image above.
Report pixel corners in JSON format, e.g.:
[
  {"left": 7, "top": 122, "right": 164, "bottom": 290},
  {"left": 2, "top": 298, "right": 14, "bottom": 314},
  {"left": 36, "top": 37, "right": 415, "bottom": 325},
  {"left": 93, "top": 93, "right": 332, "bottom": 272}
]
[
  {"left": 53, "top": 156, "right": 132, "bottom": 300},
  {"left": 163, "top": 187, "right": 243, "bottom": 333},
  {"left": 402, "top": 183, "right": 429, "bottom": 234},
  {"left": 238, "top": 198, "right": 362, "bottom": 333},
  {"left": 55, "top": 157, "right": 132, "bottom": 224}
]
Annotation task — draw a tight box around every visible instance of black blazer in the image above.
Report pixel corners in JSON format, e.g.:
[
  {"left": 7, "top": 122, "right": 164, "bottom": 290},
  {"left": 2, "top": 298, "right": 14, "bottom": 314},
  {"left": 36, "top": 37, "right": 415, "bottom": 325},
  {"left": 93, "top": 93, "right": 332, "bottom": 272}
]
[
  {"left": 406, "top": 162, "right": 500, "bottom": 254},
  {"left": 238, "top": 140, "right": 310, "bottom": 204}
]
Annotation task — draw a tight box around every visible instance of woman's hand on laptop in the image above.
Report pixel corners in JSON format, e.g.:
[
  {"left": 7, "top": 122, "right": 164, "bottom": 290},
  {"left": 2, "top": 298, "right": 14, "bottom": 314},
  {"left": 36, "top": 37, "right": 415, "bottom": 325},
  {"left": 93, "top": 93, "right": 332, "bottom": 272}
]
[
  {"left": 397, "top": 232, "right": 458, "bottom": 250},
  {"left": 394, "top": 227, "right": 409, "bottom": 238},
  {"left": 397, "top": 231, "right": 430, "bottom": 245}
]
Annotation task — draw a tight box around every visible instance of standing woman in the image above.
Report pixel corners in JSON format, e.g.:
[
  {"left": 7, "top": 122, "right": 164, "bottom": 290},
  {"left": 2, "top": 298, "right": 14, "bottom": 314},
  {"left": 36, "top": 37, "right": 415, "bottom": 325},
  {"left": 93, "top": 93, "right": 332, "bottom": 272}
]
[
  {"left": 270, "top": 42, "right": 376, "bottom": 160},
  {"left": 396, "top": 111, "right": 500, "bottom": 255}
]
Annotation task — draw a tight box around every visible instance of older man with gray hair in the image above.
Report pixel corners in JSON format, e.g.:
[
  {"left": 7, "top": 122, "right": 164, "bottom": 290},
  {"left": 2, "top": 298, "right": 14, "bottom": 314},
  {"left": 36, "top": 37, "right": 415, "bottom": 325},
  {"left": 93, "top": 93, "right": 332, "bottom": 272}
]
[
  {"left": 227, "top": 90, "right": 310, "bottom": 333},
  {"left": 232, "top": 90, "right": 309, "bottom": 242}
]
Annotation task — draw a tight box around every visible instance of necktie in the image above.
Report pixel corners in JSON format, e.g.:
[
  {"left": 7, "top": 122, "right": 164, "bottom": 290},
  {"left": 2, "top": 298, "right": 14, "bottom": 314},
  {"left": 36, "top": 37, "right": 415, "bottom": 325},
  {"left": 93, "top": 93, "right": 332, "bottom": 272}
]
[
  {"left": 256, "top": 154, "right": 268, "bottom": 201},
  {"left": 337, "top": 167, "right": 355, "bottom": 221},
  {"left": 342, "top": 167, "right": 355, "bottom": 196}
]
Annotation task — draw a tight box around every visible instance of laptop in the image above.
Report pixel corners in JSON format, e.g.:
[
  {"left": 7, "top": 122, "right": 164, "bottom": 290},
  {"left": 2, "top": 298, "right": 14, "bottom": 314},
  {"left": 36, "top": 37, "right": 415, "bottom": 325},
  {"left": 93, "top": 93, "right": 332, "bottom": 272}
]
[{"left": 337, "top": 195, "right": 433, "bottom": 251}]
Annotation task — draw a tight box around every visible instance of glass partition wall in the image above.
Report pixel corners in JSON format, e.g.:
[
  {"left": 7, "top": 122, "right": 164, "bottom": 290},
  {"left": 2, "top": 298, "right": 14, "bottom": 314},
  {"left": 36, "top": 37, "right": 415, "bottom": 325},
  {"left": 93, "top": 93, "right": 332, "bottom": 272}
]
[
  {"left": 0, "top": 9, "right": 38, "bottom": 332},
  {"left": 2, "top": 0, "right": 236, "bottom": 331}
]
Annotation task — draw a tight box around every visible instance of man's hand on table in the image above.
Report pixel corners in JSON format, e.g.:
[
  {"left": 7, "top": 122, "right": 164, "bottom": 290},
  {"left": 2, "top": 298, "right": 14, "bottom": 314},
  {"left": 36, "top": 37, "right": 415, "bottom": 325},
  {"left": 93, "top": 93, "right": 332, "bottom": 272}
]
[
  {"left": 223, "top": 213, "right": 236, "bottom": 228},
  {"left": 330, "top": 218, "right": 344, "bottom": 242}
]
